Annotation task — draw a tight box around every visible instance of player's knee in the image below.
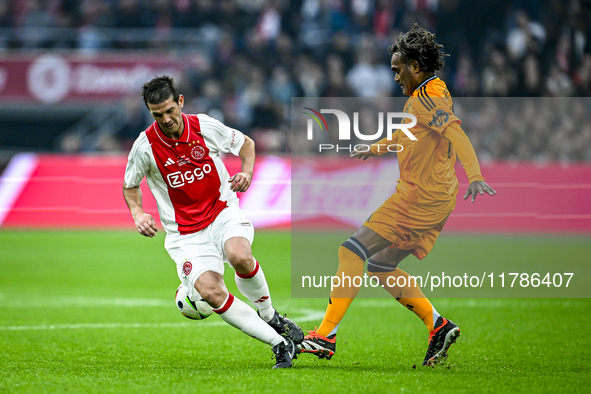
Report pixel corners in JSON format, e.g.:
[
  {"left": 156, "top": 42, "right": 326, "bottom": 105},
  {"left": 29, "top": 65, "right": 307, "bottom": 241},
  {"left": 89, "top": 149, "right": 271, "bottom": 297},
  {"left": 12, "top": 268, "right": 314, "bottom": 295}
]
[
  {"left": 194, "top": 278, "right": 227, "bottom": 306},
  {"left": 198, "top": 285, "right": 227, "bottom": 308},
  {"left": 228, "top": 252, "right": 254, "bottom": 273},
  {"left": 339, "top": 237, "right": 370, "bottom": 263}
]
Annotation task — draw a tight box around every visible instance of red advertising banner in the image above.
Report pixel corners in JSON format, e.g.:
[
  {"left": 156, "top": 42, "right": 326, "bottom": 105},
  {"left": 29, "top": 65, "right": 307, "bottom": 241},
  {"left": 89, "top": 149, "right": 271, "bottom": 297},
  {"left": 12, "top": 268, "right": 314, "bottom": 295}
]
[
  {"left": 0, "top": 154, "right": 291, "bottom": 230},
  {"left": 0, "top": 54, "right": 183, "bottom": 104},
  {"left": 290, "top": 157, "right": 591, "bottom": 233}
]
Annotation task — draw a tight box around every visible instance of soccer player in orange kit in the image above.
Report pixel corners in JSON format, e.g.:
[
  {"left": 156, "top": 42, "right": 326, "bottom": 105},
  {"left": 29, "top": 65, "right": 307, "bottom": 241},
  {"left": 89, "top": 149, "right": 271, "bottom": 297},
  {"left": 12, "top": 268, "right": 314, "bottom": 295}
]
[{"left": 299, "top": 25, "right": 496, "bottom": 366}]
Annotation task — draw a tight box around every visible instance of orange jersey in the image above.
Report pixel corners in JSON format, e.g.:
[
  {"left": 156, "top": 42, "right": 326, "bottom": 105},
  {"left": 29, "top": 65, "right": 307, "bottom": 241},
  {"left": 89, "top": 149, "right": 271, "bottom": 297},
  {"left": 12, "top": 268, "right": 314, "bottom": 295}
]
[{"left": 371, "top": 76, "right": 483, "bottom": 212}]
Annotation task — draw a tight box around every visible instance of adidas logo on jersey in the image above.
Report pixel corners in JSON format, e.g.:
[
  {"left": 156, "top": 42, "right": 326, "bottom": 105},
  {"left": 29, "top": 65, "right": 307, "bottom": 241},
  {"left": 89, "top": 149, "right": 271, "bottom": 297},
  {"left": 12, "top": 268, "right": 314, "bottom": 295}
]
[{"left": 164, "top": 158, "right": 176, "bottom": 166}]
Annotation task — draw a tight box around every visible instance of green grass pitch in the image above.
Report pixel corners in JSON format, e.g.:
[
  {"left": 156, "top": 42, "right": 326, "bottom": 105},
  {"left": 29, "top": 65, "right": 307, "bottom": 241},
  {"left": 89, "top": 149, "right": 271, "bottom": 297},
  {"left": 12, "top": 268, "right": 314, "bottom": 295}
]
[{"left": 1, "top": 230, "right": 590, "bottom": 393}]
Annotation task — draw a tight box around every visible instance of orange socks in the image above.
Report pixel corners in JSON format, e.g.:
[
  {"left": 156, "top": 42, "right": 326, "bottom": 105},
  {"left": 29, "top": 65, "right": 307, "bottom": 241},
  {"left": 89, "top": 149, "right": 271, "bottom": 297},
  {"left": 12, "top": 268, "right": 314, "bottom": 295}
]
[
  {"left": 316, "top": 239, "right": 441, "bottom": 337},
  {"left": 317, "top": 245, "right": 365, "bottom": 337},
  {"left": 367, "top": 263, "right": 439, "bottom": 332}
]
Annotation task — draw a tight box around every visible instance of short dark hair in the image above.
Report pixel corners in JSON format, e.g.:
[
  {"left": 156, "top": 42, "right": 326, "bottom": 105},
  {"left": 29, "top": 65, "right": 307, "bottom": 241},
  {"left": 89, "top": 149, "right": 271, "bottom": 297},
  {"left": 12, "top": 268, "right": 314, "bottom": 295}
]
[
  {"left": 388, "top": 24, "right": 447, "bottom": 73},
  {"left": 142, "top": 75, "right": 180, "bottom": 108}
]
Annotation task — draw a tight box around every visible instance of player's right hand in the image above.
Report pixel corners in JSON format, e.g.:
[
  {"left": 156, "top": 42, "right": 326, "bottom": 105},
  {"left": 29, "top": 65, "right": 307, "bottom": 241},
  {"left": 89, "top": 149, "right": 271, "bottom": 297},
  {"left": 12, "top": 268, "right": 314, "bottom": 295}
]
[
  {"left": 464, "top": 180, "right": 496, "bottom": 202},
  {"left": 350, "top": 149, "right": 375, "bottom": 160},
  {"left": 134, "top": 212, "right": 158, "bottom": 237}
]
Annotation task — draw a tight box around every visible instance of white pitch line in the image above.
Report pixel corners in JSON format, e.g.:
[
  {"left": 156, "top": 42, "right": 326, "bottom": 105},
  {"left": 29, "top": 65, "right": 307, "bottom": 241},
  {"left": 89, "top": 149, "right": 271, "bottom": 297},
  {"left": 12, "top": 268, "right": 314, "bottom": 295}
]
[
  {"left": 2, "top": 295, "right": 586, "bottom": 310},
  {"left": 0, "top": 296, "right": 171, "bottom": 308},
  {"left": 1, "top": 294, "right": 585, "bottom": 310},
  {"left": 0, "top": 309, "right": 326, "bottom": 332},
  {"left": 0, "top": 321, "right": 216, "bottom": 331},
  {"left": 2, "top": 298, "right": 584, "bottom": 332}
]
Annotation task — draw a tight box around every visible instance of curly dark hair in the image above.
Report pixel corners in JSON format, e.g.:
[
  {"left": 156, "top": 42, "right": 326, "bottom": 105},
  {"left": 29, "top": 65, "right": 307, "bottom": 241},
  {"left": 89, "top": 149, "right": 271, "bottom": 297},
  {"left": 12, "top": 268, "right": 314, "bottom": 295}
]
[
  {"left": 388, "top": 24, "right": 448, "bottom": 73},
  {"left": 142, "top": 75, "right": 180, "bottom": 108}
]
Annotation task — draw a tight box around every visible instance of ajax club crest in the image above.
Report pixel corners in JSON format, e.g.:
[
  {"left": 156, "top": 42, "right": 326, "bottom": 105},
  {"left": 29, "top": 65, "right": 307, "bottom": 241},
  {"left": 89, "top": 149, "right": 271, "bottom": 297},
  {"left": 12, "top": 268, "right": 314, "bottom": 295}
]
[
  {"left": 182, "top": 261, "right": 192, "bottom": 275},
  {"left": 191, "top": 145, "right": 205, "bottom": 160}
]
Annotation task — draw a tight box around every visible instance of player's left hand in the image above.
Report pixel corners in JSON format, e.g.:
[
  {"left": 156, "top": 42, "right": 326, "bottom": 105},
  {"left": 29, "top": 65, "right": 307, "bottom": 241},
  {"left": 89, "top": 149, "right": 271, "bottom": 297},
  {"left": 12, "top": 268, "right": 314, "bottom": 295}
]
[
  {"left": 229, "top": 172, "right": 252, "bottom": 192},
  {"left": 464, "top": 180, "right": 496, "bottom": 202}
]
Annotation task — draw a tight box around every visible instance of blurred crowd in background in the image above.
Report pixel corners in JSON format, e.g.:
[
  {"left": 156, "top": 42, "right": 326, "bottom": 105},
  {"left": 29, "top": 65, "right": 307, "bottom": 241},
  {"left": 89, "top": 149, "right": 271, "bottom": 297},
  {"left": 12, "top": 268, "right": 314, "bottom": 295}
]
[{"left": 1, "top": 0, "right": 591, "bottom": 161}]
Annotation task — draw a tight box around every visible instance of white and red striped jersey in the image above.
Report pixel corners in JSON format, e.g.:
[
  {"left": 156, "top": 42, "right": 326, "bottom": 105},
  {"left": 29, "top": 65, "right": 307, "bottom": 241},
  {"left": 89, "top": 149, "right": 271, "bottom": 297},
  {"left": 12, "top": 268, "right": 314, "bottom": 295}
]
[{"left": 124, "top": 113, "right": 245, "bottom": 236}]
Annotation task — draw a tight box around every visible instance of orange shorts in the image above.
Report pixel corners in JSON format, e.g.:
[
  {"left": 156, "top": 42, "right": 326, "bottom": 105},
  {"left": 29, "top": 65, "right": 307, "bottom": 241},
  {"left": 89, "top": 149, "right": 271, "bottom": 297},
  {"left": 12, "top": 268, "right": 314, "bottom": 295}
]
[{"left": 363, "top": 193, "right": 451, "bottom": 260}]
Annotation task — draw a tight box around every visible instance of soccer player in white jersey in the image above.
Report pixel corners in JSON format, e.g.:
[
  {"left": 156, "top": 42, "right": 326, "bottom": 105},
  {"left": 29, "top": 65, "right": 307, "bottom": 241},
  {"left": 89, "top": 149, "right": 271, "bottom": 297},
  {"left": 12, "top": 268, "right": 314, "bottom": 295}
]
[{"left": 123, "top": 76, "right": 303, "bottom": 368}]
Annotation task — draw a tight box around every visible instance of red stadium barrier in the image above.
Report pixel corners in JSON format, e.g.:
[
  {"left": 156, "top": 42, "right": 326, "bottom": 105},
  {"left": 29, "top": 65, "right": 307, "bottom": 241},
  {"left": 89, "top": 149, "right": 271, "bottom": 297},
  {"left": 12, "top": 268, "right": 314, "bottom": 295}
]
[
  {"left": 289, "top": 157, "right": 591, "bottom": 233},
  {"left": 446, "top": 161, "right": 591, "bottom": 232},
  {"left": 0, "top": 154, "right": 292, "bottom": 230},
  {"left": 0, "top": 154, "right": 589, "bottom": 233}
]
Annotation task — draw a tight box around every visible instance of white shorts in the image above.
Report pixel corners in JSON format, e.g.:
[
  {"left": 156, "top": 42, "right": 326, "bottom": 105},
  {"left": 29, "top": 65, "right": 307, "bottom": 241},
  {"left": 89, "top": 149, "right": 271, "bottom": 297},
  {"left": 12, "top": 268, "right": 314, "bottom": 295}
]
[{"left": 164, "top": 205, "right": 254, "bottom": 300}]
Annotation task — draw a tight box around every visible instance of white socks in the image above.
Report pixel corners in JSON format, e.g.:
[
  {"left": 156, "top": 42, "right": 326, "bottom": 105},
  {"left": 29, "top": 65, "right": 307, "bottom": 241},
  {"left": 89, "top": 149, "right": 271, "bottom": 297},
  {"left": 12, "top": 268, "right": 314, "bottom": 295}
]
[
  {"left": 235, "top": 259, "right": 275, "bottom": 322},
  {"left": 213, "top": 293, "right": 284, "bottom": 346},
  {"left": 432, "top": 307, "right": 441, "bottom": 328},
  {"left": 211, "top": 259, "right": 283, "bottom": 346}
]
